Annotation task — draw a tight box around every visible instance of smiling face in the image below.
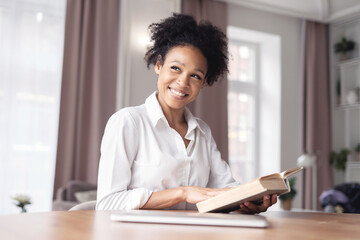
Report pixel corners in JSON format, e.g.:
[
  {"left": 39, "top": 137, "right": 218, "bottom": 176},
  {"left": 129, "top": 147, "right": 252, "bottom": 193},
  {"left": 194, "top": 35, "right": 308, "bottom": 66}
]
[{"left": 155, "top": 45, "right": 208, "bottom": 114}]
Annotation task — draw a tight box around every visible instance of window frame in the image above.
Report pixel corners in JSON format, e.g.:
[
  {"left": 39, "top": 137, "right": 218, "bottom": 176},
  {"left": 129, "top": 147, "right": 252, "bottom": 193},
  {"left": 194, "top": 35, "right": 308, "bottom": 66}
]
[{"left": 228, "top": 39, "right": 261, "bottom": 181}]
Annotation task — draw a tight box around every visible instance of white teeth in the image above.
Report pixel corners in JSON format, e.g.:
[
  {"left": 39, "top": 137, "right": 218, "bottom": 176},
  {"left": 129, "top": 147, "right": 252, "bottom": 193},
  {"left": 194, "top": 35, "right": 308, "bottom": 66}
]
[{"left": 170, "top": 88, "right": 186, "bottom": 97}]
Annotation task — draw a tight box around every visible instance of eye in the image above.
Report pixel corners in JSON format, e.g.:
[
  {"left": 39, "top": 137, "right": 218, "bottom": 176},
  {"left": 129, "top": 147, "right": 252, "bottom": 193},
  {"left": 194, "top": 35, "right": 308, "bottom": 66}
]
[
  {"left": 191, "top": 74, "right": 202, "bottom": 81},
  {"left": 171, "top": 66, "right": 180, "bottom": 71}
]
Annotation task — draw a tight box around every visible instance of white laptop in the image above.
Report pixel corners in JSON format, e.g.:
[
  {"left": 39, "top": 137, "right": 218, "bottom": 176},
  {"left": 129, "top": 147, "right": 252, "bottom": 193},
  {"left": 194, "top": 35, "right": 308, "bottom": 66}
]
[{"left": 110, "top": 210, "right": 268, "bottom": 228}]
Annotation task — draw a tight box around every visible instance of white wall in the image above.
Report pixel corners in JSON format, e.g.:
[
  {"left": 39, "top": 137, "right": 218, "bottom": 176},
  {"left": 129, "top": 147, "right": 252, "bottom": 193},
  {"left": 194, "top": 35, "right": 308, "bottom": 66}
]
[
  {"left": 117, "top": 0, "right": 180, "bottom": 109},
  {"left": 228, "top": 4, "right": 304, "bottom": 208}
]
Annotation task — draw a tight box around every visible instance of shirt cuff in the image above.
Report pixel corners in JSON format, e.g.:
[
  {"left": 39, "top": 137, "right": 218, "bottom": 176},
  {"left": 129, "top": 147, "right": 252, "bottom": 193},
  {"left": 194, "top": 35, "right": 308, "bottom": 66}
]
[{"left": 96, "top": 188, "right": 153, "bottom": 210}]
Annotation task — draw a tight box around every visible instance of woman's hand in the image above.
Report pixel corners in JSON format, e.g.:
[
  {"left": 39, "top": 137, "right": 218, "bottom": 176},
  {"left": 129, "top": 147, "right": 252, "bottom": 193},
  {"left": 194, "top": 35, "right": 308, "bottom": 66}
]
[
  {"left": 236, "top": 194, "right": 278, "bottom": 214},
  {"left": 183, "top": 186, "right": 229, "bottom": 204},
  {"left": 141, "top": 186, "right": 229, "bottom": 209}
]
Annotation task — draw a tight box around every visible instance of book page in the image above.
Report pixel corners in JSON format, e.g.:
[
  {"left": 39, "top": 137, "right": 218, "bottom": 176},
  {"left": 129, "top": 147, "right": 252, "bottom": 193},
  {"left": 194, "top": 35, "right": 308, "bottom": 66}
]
[
  {"left": 280, "top": 167, "right": 303, "bottom": 179},
  {"left": 258, "top": 173, "right": 281, "bottom": 181}
]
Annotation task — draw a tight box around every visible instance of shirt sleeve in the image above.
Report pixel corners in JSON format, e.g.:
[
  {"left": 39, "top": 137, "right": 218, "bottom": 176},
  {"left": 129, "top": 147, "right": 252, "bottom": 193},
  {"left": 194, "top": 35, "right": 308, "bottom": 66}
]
[
  {"left": 206, "top": 135, "right": 239, "bottom": 189},
  {"left": 96, "top": 110, "right": 153, "bottom": 210}
]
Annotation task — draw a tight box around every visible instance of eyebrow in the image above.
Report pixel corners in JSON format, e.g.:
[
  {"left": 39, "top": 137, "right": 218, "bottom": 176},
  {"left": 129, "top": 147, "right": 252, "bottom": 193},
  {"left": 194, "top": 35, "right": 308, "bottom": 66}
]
[{"left": 170, "top": 60, "right": 205, "bottom": 75}]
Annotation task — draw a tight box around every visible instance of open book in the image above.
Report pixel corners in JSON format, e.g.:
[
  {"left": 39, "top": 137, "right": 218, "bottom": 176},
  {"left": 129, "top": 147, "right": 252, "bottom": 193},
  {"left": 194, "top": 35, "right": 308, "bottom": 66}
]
[{"left": 196, "top": 167, "right": 303, "bottom": 213}]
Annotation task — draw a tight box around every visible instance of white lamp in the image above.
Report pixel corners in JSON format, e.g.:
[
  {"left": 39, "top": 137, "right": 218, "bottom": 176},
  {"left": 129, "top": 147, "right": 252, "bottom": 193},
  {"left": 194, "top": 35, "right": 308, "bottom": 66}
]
[
  {"left": 297, "top": 153, "right": 316, "bottom": 167},
  {"left": 297, "top": 153, "right": 317, "bottom": 209}
]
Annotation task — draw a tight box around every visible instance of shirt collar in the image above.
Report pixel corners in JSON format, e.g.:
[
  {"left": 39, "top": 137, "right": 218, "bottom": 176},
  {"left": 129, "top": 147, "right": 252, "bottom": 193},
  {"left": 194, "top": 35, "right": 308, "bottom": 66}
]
[
  {"left": 145, "top": 91, "right": 167, "bottom": 127},
  {"left": 145, "top": 91, "right": 206, "bottom": 135},
  {"left": 184, "top": 107, "right": 205, "bottom": 136}
]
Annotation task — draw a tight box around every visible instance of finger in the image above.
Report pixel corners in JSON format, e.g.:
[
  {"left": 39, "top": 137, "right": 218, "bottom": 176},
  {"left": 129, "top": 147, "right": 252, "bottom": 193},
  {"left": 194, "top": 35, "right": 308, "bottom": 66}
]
[
  {"left": 244, "top": 202, "right": 263, "bottom": 214},
  {"left": 209, "top": 187, "right": 229, "bottom": 192},
  {"left": 248, "top": 195, "right": 271, "bottom": 213},
  {"left": 206, "top": 190, "right": 226, "bottom": 197},
  {"left": 238, "top": 203, "right": 253, "bottom": 214},
  {"left": 262, "top": 195, "right": 271, "bottom": 208},
  {"left": 194, "top": 193, "right": 213, "bottom": 203},
  {"left": 258, "top": 195, "right": 272, "bottom": 212},
  {"left": 206, "top": 193, "right": 219, "bottom": 198},
  {"left": 271, "top": 194, "right": 278, "bottom": 205},
  {"left": 237, "top": 208, "right": 252, "bottom": 214}
]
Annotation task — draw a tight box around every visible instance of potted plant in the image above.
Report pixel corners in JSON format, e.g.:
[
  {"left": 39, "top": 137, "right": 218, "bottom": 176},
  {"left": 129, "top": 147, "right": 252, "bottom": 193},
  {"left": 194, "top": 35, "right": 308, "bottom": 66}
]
[
  {"left": 12, "top": 194, "right": 31, "bottom": 213},
  {"left": 355, "top": 144, "right": 360, "bottom": 161},
  {"left": 330, "top": 149, "right": 351, "bottom": 171},
  {"left": 334, "top": 37, "right": 355, "bottom": 60},
  {"left": 279, "top": 178, "right": 297, "bottom": 210}
]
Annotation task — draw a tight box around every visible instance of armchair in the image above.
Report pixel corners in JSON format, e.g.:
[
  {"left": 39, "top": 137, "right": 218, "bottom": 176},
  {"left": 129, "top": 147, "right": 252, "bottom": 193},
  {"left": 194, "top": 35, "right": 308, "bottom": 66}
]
[{"left": 52, "top": 180, "right": 97, "bottom": 211}]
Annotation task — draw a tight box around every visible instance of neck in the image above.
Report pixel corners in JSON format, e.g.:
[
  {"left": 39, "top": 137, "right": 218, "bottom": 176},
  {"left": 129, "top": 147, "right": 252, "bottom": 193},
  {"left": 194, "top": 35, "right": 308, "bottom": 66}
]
[
  {"left": 156, "top": 94, "right": 186, "bottom": 128},
  {"left": 161, "top": 103, "right": 186, "bottom": 127}
]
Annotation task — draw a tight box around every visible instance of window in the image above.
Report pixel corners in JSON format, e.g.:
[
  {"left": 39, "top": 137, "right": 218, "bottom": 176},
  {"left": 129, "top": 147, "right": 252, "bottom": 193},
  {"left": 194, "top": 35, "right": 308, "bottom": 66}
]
[
  {"left": 0, "top": 0, "right": 66, "bottom": 214},
  {"left": 228, "top": 41, "right": 259, "bottom": 183},
  {"left": 227, "top": 26, "right": 281, "bottom": 184}
]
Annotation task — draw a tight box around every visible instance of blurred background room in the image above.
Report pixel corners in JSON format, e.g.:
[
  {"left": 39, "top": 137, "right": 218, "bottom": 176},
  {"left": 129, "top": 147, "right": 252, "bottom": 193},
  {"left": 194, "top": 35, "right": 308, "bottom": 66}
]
[{"left": 1, "top": 0, "right": 360, "bottom": 215}]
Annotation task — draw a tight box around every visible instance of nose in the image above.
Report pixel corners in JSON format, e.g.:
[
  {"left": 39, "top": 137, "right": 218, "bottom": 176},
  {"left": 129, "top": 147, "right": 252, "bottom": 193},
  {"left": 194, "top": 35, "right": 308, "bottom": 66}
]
[{"left": 176, "top": 73, "right": 190, "bottom": 87}]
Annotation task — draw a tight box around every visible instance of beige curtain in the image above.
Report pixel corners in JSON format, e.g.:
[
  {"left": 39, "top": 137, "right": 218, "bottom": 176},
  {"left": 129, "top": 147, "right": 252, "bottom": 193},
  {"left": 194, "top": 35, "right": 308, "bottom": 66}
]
[
  {"left": 182, "top": 0, "right": 229, "bottom": 162},
  {"left": 303, "top": 20, "right": 332, "bottom": 209},
  {"left": 53, "top": 0, "right": 119, "bottom": 197}
]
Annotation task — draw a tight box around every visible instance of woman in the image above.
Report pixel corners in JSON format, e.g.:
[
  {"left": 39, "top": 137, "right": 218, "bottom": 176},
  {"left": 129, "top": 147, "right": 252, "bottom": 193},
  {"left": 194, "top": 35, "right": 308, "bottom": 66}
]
[{"left": 96, "top": 14, "right": 276, "bottom": 213}]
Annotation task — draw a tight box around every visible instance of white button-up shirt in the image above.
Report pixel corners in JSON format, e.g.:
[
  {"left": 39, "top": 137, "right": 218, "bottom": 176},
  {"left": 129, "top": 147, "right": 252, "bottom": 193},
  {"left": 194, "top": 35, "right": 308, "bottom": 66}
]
[{"left": 96, "top": 92, "right": 237, "bottom": 210}]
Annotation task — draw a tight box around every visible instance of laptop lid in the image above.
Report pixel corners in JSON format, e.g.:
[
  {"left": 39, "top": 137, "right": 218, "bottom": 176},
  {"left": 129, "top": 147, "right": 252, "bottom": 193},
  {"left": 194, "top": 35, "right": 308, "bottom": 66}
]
[{"left": 110, "top": 210, "right": 268, "bottom": 228}]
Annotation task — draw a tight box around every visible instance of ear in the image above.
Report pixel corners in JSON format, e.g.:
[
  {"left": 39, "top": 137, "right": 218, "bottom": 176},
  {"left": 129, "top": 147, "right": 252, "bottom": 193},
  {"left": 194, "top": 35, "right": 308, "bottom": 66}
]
[
  {"left": 154, "top": 55, "right": 162, "bottom": 74},
  {"left": 154, "top": 61, "right": 161, "bottom": 74}
]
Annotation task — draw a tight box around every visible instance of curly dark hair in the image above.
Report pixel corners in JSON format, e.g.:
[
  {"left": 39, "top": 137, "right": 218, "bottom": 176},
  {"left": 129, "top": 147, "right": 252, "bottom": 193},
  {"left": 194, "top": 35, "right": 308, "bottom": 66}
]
[{"left": 145, "top": 13, "right": 228, "bottom": 86}]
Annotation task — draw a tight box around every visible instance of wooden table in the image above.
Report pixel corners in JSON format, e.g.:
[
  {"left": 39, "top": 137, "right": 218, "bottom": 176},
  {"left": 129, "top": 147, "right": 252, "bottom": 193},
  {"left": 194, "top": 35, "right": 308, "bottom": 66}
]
[{"left": 0, "top": 210, "right": 359, "bottom": 240}]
